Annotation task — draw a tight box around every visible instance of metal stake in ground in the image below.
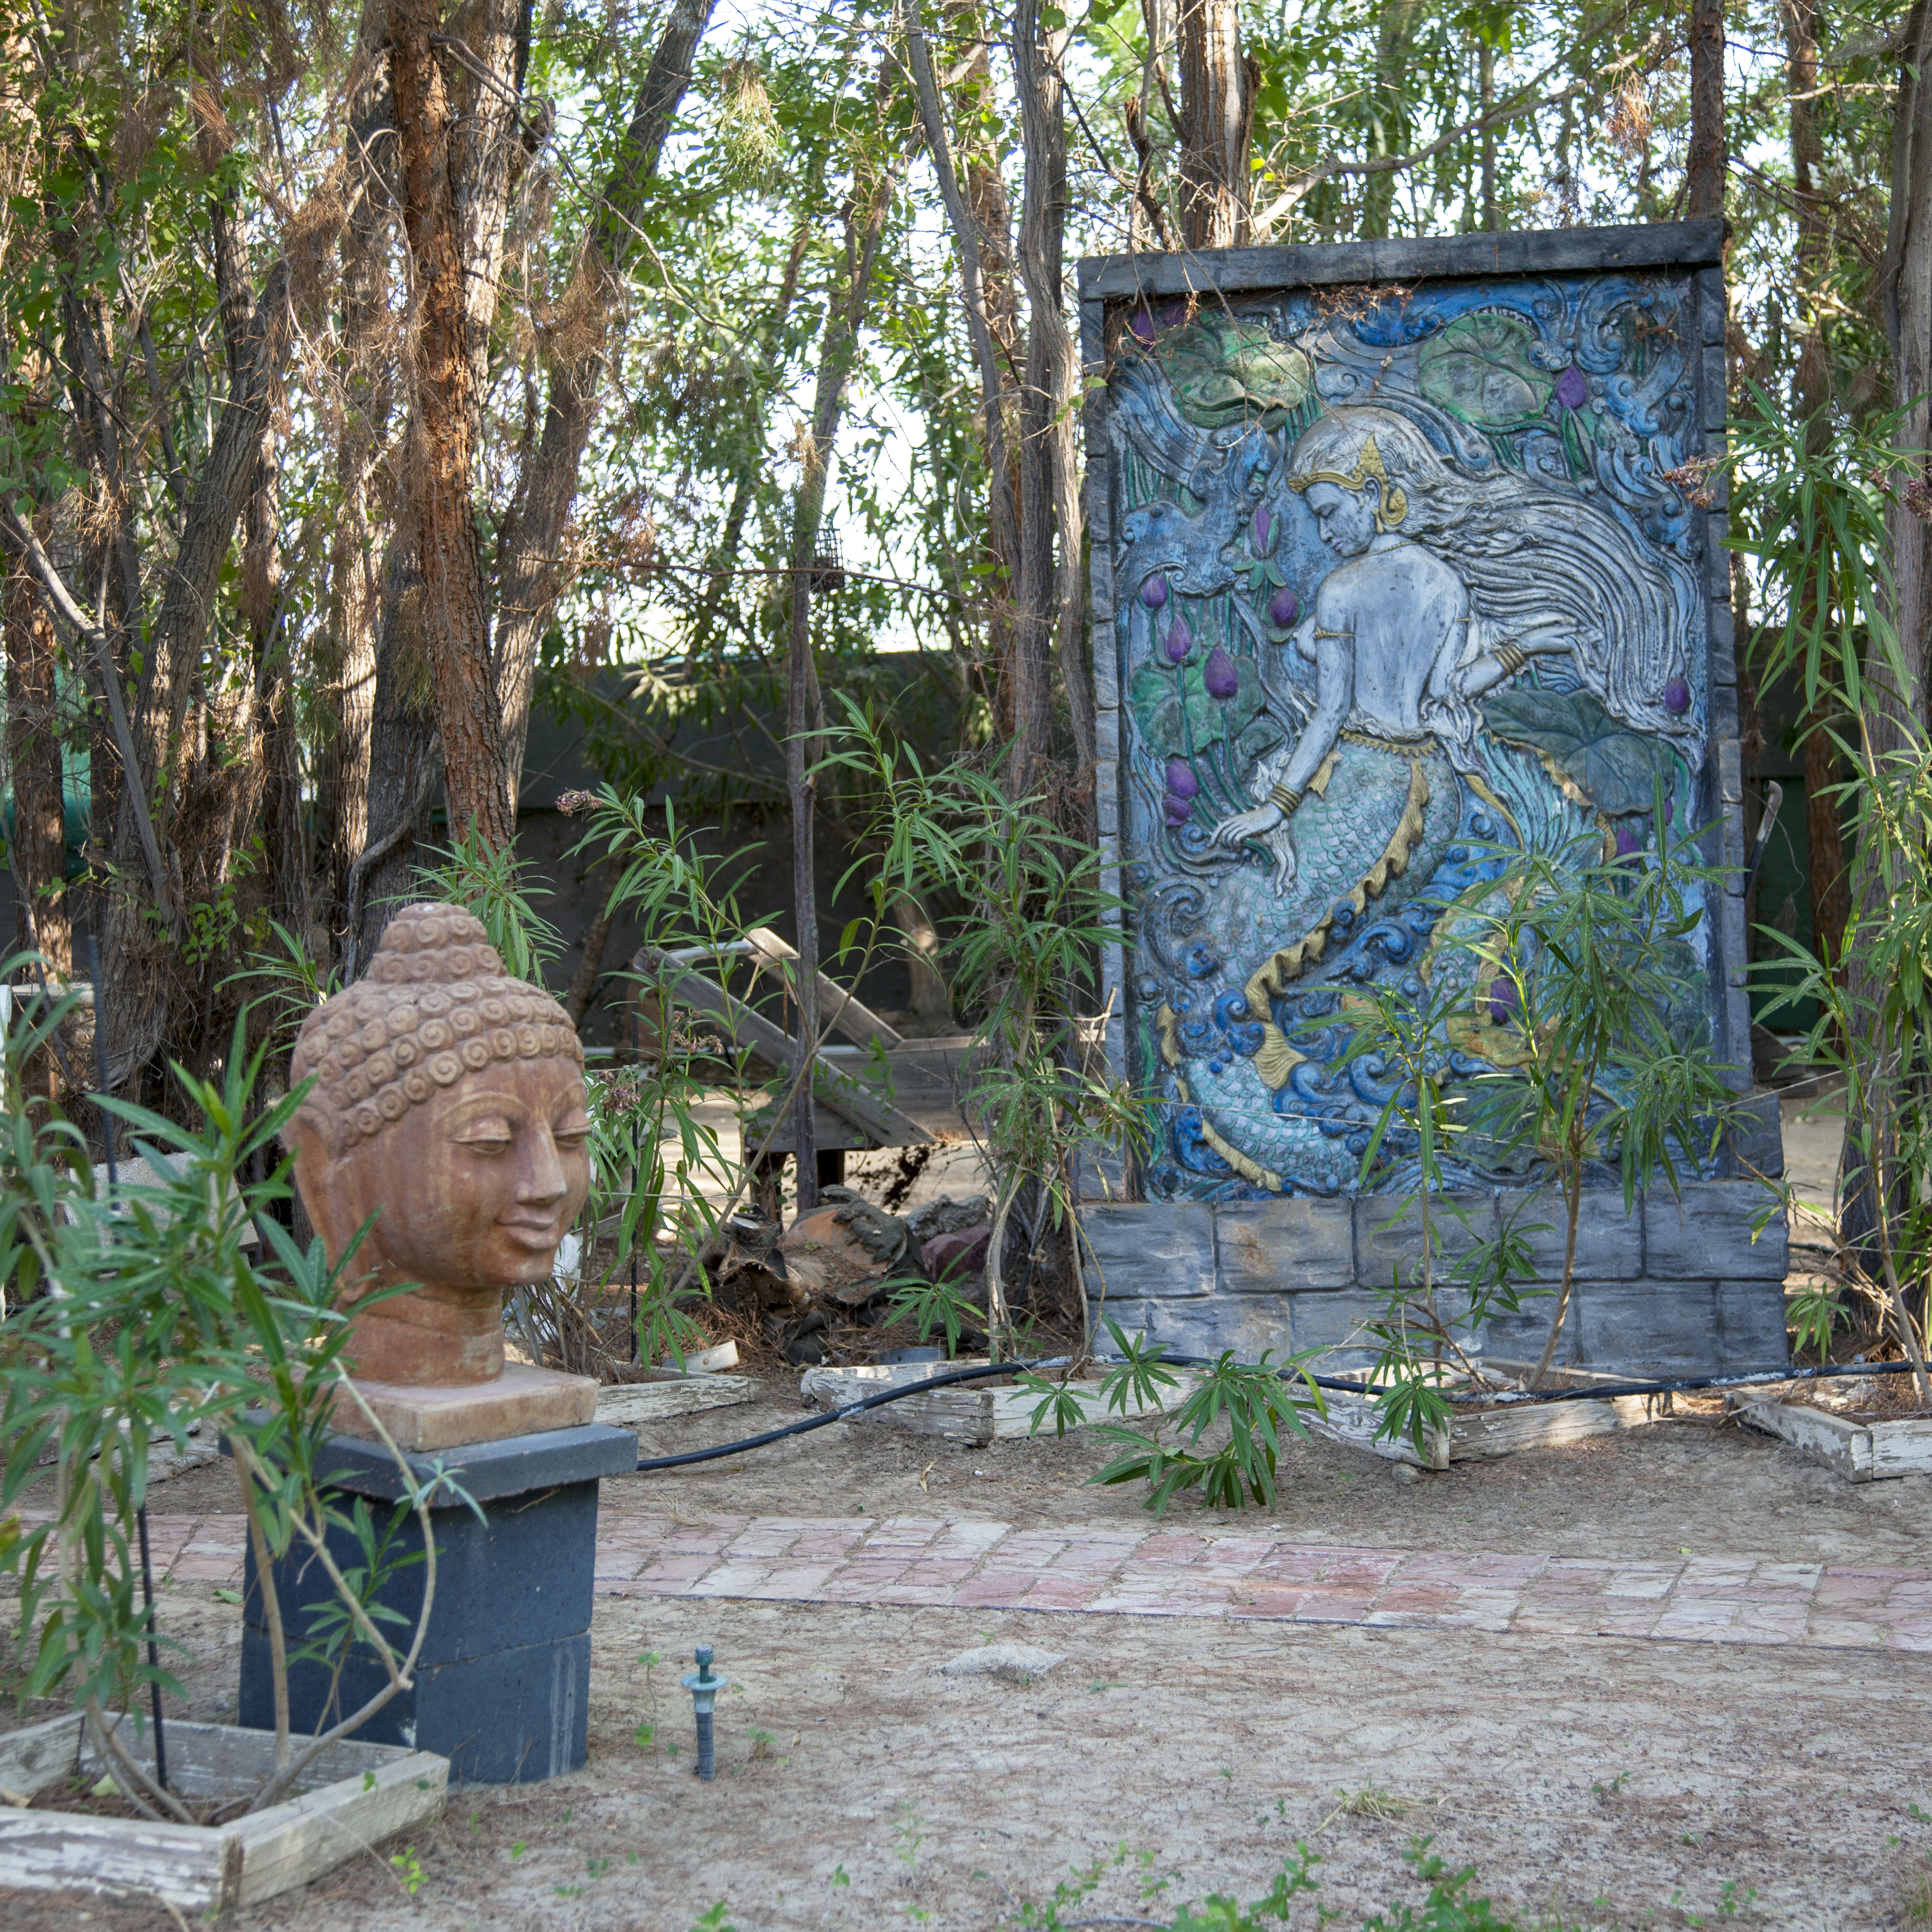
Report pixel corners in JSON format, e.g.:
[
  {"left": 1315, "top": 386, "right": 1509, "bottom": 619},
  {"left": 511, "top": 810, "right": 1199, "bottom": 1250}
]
[{"left": 681, "top": 1644, "right": 728, "bottom": 1780}]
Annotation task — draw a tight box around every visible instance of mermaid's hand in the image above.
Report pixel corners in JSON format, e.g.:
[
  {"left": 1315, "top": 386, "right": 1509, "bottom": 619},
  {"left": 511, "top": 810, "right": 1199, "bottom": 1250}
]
[{"left": 1211, "top": 804, "right": 1284, "bottom": 849}]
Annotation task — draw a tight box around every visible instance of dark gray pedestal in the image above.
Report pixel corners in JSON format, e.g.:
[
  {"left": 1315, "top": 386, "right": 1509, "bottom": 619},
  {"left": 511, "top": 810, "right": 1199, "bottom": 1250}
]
[{"left": 239, "top": 1423, "right": 636, "bottom": 1785}]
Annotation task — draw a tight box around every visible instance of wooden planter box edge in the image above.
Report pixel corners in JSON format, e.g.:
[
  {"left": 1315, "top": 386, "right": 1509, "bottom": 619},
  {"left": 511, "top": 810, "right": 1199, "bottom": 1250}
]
[{"left": 0, "top": 1713, "right": 447, "bottom": 1910}]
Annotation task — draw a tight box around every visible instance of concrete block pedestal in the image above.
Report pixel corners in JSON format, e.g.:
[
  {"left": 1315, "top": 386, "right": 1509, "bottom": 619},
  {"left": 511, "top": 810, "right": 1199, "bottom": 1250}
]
[{"left": 239, "top": 1423, "right": 636, "bottom": 1785}]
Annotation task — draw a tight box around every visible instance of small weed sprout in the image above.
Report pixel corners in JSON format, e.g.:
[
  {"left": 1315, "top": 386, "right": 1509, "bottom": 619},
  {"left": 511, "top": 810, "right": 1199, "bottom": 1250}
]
[{"left": 390, "top": 1846, "right": 426, "bottom": 1897}]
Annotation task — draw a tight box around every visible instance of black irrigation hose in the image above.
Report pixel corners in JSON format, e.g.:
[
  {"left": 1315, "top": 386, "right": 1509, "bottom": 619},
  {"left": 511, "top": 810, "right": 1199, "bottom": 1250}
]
[
  {"left": 633, "top": 1356, "right": 1072, "bottom": 1470},
  {"left": 631, "top": 1351, "right": 1922, "bottom": 1474}
]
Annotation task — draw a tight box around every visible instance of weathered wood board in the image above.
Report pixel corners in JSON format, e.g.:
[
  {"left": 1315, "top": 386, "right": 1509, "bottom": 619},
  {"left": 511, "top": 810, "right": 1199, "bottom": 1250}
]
[
  {"left": 799, "top": 1363, "right": 1204, "bottom": 1449},
  {"left": 1310, "top": 1391, "right": 1661, "bottom": 1471},
  {"left": 1733, "top": 1395, "right": 1932, "bottom": 1482},
  {"left": 594, "top": 1375, "right": 759, "bottom": 1428},
  {"left": 0, "top": 1714, "right": 446, "bottom": 1910}
]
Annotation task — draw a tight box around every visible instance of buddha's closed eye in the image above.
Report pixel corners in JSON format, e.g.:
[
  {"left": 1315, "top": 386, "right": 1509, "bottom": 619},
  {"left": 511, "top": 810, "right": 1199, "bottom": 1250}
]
[{"left": 453, "top": 1117, "right": 516, "bottom": 1155}]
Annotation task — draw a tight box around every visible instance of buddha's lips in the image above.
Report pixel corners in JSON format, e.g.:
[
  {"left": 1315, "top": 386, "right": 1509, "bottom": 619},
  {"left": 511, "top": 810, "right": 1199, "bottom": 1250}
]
[{"left": 497, "top": 1215, "right": 565, "bottom": 1250}]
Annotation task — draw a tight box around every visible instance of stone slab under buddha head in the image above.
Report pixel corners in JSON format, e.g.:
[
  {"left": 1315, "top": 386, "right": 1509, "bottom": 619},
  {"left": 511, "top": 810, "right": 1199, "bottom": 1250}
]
[{"left": 286, "top": 903, "right": 592, "bottom": 1387}]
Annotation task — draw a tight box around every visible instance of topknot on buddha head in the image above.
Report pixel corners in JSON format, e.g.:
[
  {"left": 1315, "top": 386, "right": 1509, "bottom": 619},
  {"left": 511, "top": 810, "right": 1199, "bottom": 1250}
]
[{"left": 289, "top": 901, "right": 585, "bottom": 1157}]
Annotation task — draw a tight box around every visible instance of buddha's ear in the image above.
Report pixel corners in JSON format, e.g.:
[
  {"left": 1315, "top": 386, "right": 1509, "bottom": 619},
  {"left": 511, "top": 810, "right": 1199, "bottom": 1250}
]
[{"left": 284, "top": 1106, "right": 354, "bottom": 1260}]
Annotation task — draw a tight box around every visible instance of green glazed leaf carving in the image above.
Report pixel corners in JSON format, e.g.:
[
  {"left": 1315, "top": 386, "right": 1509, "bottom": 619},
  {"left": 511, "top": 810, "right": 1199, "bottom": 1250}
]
[
  {"left": 1157, "top": 314, "right": 1314, "bottom": 429},
  {"left": 1417, "top": 311, "right": 1555, "bottom": 430},
  {"left": 1483, "top": 686, "right": 1680, "bottom": 816}
]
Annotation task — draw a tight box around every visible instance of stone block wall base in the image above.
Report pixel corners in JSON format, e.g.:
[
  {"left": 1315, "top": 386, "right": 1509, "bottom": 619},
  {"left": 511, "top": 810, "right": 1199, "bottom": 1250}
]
[
  {"left": 238, "top": 1424, "right": 635, "bottom": 1785},
  {"left": 1081, "top": 1183, "right": 1790, "bottom": 1380}
]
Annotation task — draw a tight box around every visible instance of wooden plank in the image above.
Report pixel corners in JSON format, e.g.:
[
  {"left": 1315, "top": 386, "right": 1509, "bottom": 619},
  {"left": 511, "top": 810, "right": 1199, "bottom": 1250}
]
[
  {"left": 800, "top": 1365, "right": 1202, "bottom": 1448},
  {"left": 0, "top": 1807, "right": 229, "bottom": 1909},
  {"left": 633, "top": 947, "right": 931, "bottom": 1150},
  {"left": 0, "top": 1713, "right": 447, "bottom": 1910},
  {"left": 1309, "top": 1391, "right": 1657, "bottom": 1470},
  {"left": 84, "top": 1716, "right": 408, "bottom": 1801},
  {"left": 741, "top": 927, "right": 904, "bottom": 1052},
  {"left": 1735, "top": 1398, "right": 1877, "bottom": 1480},
  {"left": 595, "top": 1376, "right": 760, "bottom": 1426},
  {"left": 232, "top": 1750, "right": 447, "bottom": 1909},
  {"left": 0, "top": 1712, "right": 82, "bottom": 1799},
  {"left": 1075, "top": 220, "right": 1725, "bottom": 301}
]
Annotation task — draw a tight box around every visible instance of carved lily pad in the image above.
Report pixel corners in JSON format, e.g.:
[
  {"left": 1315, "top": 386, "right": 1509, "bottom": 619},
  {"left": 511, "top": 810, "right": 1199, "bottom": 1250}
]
[
  {"left": 1418, "top": 311, "right": 1555, "bottom": 431},
  {"left": 1158, "top": 313, "right": 1314, "bottom": 429},
  {"left": 1483, "top": 686, "right": 1679, "bottom": 817}
]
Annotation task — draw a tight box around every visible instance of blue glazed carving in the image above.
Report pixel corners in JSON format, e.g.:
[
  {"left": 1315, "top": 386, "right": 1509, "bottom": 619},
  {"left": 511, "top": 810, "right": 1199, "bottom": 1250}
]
[{"left": 1105, "top": 275, "right": 1712, "bottom": 1201}]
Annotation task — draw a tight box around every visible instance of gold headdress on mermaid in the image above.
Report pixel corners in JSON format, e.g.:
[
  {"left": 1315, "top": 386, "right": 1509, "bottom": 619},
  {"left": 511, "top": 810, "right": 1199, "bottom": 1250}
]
[{"left": 1285, "top": 431, "right": 1409, "bottom": 532}]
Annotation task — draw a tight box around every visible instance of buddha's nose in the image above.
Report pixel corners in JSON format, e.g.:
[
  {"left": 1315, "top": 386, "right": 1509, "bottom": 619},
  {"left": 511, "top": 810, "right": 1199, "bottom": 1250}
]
[{"left": 515, "top": 1125, "right": 569, "bottom": 1207}]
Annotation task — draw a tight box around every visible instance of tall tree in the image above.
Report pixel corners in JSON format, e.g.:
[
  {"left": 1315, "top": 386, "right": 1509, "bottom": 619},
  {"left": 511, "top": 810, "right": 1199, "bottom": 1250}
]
[
  {"left": 1686, "top": 0, "right": 1727, "bottom": 220},
  {"left": 388, "top": 0, "right": 522, "bottom": 853},
  {"left": 1174, "top": 0, "right": 1251, "bottom": 248},
  {"left": 784, "top": 64, "right": 904, "bottom": 1211}
]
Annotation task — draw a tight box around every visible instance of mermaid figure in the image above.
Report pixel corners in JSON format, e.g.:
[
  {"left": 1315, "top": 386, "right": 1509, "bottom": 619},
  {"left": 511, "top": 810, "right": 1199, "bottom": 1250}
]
[{"left": 1164, "top": 404, "right": 1699, "bottom": 1194}]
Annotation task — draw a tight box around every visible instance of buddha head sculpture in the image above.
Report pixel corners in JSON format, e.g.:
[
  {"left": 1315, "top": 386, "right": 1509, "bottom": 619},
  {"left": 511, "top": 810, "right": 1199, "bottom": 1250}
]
[{"left": 286, "top": 903, "right": 593, "bottom": 1387}]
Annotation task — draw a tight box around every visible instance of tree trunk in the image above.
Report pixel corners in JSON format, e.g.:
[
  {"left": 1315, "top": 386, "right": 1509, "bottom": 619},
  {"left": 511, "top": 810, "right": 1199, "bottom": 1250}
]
[
  {"left": 1478, "top": 34, "right": 1497, "bottom": 230},
  {"left": 1361, "top": 2, "right": 1424, "bottom": 240},
  {"left": 1881, "top": 0, "right": 1932, "bottom": 741},
  {"left": 322, "top": 29, "right": 398, "bottom": 935},
  {"left": 784, "top": 109, "right": 902, "bottom": 1216},
  {"left": 348, "top": 531, "right": 441, "bottom": 978},
  {"left": 1687, "top": 0, "right": 1727, "bottom": 220},
  {"left": 389, "top": 0, "right": 516, "bottom": 852},
  {"left": 1785, "top": 0, "right": 1850, "bottom": 967},
  {"left": 1174, "top": 0, "right": 1251, "bottom": 249},
  {"left": 1011, "top": 0, "right": 1073, "bottom": 800},
  {"left": 4, "top": 545, "right": 72, "bottom": 978},
  {"left": 907, "top": 0, "right": 1021, "bottom": 725},
  {"left": 494, "top": 0, "right": 718, "bottom": 799}
]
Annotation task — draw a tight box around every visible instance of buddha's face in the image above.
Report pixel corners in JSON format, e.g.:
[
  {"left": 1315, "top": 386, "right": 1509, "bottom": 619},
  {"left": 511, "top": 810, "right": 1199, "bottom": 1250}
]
[
  {"left": 301, "top": 1057, "right": 593, "bottom": 1292},
  {"left": 290, "top": 1057, "right": 593, "bottom": 1386}
]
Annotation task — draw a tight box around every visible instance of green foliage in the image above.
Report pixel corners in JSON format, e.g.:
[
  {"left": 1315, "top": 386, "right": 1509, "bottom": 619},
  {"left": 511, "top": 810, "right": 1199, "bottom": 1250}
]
[
  {"left": 562, "top": 791, "right": 763, "bottom": 1365},
  {"left": 1027, "top": 1321, "right": 1325, "bottom": 1517},
  {"left": 0, "top": 989, "right": 457, "bottom": 1815},
  {"left": 816, "top": 702, "right": 1155, "bottom": 1354},
  {"left": 1336, "top": 805, "right": 1754, "bottom": 1418},
  {"left": 1734, "top": 384, "right": 1932, "bottom": 1387},
  {"left": 884, "top": 1273, "right": 981, "bottom": 1358},
  {"left": 413, "top": 829, "right": 564, "bottom": 986}
]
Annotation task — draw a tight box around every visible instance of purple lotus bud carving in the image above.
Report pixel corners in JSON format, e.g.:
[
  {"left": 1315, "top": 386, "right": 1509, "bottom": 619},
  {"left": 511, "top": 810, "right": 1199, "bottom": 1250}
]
[
  {"left": 1664, "top": 675, "right": 1691, "bottom": 716},
  {"left": 1555, "top": 365, "right": 1588, "bottom": 411},
  {"left": 1164, "top": 616, "right": 1193, "bottom": 663},
  {"left": 1268, "top": 586, "right": 1299, "bottom": 628},
  {"left": 1487, "top": 977, "right": 1520, "bottom": 1026},
  {"left": 1252, "top": 505, "right": 1273, "bottom": 552},
  {"left": 1141, "top": 574, "right": 1169, "bottom": 611},
  {"left": 1165, "top": 756, "right": 1199, "bottom": 800},
  {"left": 1164, "top": 797, "right": 1192, "bottom": 827},
  {"left": 1203, "top": 645, "right": 1239, "bottom": 699},
  {"left": 1614, "top": 819, "right": 1646, "bottom": 860}
]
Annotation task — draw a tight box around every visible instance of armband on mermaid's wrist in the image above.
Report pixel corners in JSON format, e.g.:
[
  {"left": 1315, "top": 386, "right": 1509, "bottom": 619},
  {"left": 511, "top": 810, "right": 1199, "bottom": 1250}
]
[
  {"left": 1268, "top": 782, "right": 1305, "bottom": 818},
  {"left": 1494, "top": 641, "right": 1528, "bottom": 677}
]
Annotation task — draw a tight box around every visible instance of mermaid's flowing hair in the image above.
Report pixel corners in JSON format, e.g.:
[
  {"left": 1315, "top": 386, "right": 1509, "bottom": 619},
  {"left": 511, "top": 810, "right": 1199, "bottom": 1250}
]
[{"left": 1286, "top": 407, "right": 1697, "bottom": 740}]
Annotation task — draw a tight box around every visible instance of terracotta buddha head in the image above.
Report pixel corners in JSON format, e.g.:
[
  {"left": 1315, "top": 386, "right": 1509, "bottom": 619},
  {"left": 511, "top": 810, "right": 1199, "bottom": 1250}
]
[{"left": 286, "top": 903, "right": 593, "bottom": 1387}]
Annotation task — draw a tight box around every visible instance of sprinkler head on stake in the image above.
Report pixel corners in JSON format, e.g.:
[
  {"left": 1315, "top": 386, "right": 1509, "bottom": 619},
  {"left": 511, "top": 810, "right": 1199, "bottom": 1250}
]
[{"left": 681, "top": 1644, "right": 729, "bottom": 1781}]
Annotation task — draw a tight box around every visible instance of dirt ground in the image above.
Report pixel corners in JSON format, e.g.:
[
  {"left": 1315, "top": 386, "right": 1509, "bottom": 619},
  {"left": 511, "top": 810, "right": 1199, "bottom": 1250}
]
[{"left": 7, "top": 1388, "right": 1932, "bottom": 1931}]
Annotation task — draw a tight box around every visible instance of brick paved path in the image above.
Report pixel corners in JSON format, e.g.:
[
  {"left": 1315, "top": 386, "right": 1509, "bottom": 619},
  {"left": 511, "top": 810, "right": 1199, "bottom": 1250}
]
[{"left": 107, "top": 1511, "right": 1932, "bottom": 1653}]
